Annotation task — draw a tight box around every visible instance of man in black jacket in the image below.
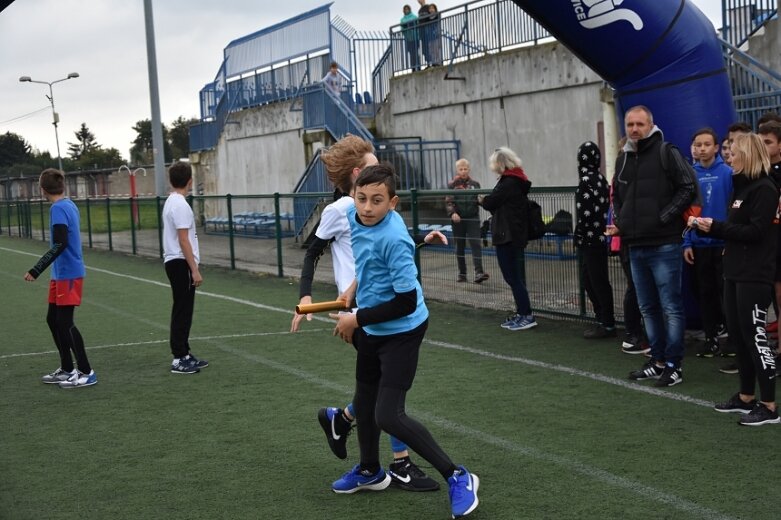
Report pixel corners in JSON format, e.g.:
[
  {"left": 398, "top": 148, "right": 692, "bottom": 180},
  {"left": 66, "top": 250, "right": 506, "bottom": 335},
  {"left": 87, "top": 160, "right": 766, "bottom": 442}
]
[{"left": 608, "top": 105, "right": 696, "bottom": 387}]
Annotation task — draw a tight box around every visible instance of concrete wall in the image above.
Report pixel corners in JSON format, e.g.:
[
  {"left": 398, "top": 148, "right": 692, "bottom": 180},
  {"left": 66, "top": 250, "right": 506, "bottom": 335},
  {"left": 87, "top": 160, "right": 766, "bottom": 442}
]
[
  {"left": 747, "top": 17, "right": 780, "bottom": 79},
  {"left": 376, "top": 41, "right": 606, "bottom": 188}
]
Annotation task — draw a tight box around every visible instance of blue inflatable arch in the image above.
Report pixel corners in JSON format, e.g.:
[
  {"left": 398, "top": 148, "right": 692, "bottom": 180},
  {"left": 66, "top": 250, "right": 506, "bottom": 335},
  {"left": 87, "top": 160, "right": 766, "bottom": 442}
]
[{"left": 511, "top": 0, "right": 737, "bottom": 153}]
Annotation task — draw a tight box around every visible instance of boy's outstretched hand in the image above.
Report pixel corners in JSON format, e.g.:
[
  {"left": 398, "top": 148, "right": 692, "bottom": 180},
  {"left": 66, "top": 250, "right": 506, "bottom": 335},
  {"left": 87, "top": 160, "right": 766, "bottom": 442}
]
[
  {"left": 330, "top": 312, "right": 358, "bottom": 344},
  {"left": 424, "top": 230, "right": 448, "bottom": 246}
]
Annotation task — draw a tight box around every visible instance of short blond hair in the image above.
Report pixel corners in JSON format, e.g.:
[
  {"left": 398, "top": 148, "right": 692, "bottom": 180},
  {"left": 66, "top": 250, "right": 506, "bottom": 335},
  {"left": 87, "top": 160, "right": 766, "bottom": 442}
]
[
  {"left": 455, "top": 158, "right": 470, "bottom": 169},
  {"left": 732, "top": 133, "right": 771, "bottom": 179},
  {"left": 489, "top": 147, "right": 522, "bottom": 173}
]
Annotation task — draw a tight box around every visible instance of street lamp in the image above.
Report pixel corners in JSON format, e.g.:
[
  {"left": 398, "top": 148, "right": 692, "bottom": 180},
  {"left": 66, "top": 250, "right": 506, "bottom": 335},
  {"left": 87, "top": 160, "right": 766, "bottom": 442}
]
[{"left": 19, "top": 72, "right": 80, "bottom": 172}]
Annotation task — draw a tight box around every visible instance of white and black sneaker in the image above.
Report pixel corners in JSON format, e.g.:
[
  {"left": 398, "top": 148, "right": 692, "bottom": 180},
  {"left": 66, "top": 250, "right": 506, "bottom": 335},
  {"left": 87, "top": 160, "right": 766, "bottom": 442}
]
[
  {"left": 171, "top": 355, "right": 200, "bottom": 374},
  {"left": 655, "top": 365, "right": 683, "bottom": 387},
  {"left": 628, "top": 360, "right": 664, "bottom": 380},
  {"left": 388, "top": 459, "right": 440, "bottom": 492},
  {"left": 41, "top": 367, "right": 76, "bottom": 384},
  {"left": 714, "top": 393, "right": 755, "bottom": 414},
  {"left": 621, "top": 334, "right": 650, "bottom": 355}
]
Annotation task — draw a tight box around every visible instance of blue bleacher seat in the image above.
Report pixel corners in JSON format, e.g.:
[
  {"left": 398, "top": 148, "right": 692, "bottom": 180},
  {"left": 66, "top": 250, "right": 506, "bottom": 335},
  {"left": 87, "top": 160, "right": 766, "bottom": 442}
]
[
  {"left": 355, "top": 92, "right": 363, "bottom": 105},
  {"left": 363, "top": 91, "right": 373, "bottom": 104}
]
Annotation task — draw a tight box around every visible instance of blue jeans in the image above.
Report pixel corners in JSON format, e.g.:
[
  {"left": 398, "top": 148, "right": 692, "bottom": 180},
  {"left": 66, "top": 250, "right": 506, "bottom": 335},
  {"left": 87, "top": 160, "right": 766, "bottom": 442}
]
[
  {"left": 629, "top": 244, "right": 685, "bottom": 366},
  {"left": 496, "top": 243, "right": 531, "bottom": 315}
]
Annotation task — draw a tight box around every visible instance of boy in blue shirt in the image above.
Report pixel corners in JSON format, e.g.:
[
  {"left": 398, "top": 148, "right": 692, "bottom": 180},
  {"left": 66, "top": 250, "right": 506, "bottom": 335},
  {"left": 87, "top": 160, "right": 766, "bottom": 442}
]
[
  {"left": 25, "top": 169, "right": 97, "bottom": 388},
  {"left": 683, "top": 128, "right": 733, "bottom": 357},
  {"left": 330, "top": 164, "right": 479, "bottom": 518}
]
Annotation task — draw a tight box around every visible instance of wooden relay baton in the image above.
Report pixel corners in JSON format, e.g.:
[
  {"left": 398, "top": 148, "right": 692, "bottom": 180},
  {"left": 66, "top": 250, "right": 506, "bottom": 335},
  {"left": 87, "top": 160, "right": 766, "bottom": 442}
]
[{"left": 295, "top": 299, "right": 351, "bottom": 315}]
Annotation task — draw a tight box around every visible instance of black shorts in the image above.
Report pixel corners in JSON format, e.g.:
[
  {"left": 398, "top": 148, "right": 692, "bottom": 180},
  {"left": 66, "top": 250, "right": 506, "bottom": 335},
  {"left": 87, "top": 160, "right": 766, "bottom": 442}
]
[{"left": 354, "top": 320, "right": 428, "bottom": 391}]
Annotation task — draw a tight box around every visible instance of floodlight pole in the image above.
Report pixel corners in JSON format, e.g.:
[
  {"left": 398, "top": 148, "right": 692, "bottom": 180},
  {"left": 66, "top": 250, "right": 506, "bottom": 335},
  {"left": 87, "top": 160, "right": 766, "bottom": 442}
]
[
  {"left": 19, "top": 73, "right": 80, "bottom": 172},
  {"left": 143, "top": 0, "right": 168, "bottom": 196}
]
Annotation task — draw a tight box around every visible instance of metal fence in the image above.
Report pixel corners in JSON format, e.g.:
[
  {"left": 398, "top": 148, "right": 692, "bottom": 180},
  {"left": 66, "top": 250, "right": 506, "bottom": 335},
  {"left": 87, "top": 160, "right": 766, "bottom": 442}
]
[
  {"left": 722, "top": 0, "right": 778, "bottom": 48},
  {"left": 721, "top": 38, "right": 781, "bottom": 128},
  {"left": 1, "top": 188, "right": 628, "bottom": 324}
]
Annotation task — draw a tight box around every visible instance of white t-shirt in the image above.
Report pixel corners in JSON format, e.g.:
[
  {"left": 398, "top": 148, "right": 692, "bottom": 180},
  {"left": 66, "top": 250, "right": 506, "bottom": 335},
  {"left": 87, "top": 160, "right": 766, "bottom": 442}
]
[
  {"left": 162, "top": 192, "right": 200, "bottom": 264},
  {"left": 316, "top": 196, "right": 355, "bottom": 294}
]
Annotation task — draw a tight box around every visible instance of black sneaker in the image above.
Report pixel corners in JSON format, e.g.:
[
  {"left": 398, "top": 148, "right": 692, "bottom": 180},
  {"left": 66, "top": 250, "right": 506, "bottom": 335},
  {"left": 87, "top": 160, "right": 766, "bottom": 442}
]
[
  {"left": 317, "top": 407, "right": 351, "bottom": 460},
  {"left": 170, "top": 356, "right": 200, "bottom": 374},
  {"left": 714, "top": 393, "right": 756, "bottom": 414},
  {"left": 388, "top": 459, "right": 440, "bottom": 492},
  {"left": 583, "top": 325, "right": 617, "bottom": 339},
  {"left": 655, "top": 365, "right": 683, "bottom": 387},
  {"left": 189, "top": 353, "right": 209, "bottom": 369},
  {"left": 719, "top": 363, "right": 739, "bottom": 374},
  {"left": 621, "top": 335, "right": 650, "bottom": 355},
  {"left": 696, "top": 338, "right": 721, "bottom": 358},
  {"left": 738, "top": 402, "right": 780, "bottom": 426},
  {"left": 717, "top": 324, "right": 729, "bottom": 339},
  {"left": 474, "top": 272, "right": 489, "bottom": 284},
  {"left": 457, "top": 274, "right": 467, "bottom": 283},
  {"left": 719, "top": 348, "right": 737, "bottom": 358},
  {"left": 629, "top": 360, "right": 664, "bottom": 380}
]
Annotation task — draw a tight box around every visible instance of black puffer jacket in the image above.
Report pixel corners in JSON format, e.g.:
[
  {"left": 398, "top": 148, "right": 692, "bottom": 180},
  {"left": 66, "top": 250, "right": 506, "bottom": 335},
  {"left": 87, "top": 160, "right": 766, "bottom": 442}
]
[
  {"left": 446, "top": 176, "right": 481, "bottom": 219},
  {"left": 480, "top": 168, "right": 531, "bottom": 247},
  {"left": 613, "top": 129, "right": 695, "bottom": 246},
  {"left": 708, "top": 173, "right": 779, "bottom": 284}
]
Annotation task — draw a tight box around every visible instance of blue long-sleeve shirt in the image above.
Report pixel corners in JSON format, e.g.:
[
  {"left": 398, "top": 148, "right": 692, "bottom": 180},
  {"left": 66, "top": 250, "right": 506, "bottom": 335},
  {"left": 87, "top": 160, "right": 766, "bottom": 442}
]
[{"left": 683, "top": 155, "right": 733, "bottom": 249}]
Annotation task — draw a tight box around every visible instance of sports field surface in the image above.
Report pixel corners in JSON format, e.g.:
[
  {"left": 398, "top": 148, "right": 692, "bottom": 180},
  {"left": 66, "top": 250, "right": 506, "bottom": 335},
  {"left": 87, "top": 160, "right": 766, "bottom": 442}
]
[{"left": 0, "top": 235, "right": 776, "bottom": 520}]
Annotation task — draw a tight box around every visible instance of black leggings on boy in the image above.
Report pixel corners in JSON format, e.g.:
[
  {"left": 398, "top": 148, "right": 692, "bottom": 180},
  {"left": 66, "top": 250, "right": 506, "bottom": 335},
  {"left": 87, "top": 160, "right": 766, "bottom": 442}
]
[
  {"left": 353, "top": 321, "right": 457, "bottom": 479},
  {"left": 723, "top": 280, "right": 776, "bottom": 402},
  {"left": 46, "top": 303, "right": 90, "bottom": 373}
]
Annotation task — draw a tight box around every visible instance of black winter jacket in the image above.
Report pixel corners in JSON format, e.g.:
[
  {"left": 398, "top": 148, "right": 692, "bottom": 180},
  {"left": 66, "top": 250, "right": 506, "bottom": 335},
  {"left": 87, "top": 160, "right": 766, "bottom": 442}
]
[
  {"left": 612, "top": 130, "right": 695, "bottom": 246},
  {"left": 480, "top": 169, "right": 531, "bottom": 247},
  {"left": 446, "top": 176, "right": 481, "bottom": 219},
  {"left": 707, "top": 174, "right": 779, "bottom": 284}
]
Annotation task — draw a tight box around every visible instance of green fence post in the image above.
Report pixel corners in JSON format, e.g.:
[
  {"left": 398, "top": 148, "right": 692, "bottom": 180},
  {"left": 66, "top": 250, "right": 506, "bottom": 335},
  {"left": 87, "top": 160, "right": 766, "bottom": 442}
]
[
  {"left": 106, "top": 197, "right": 113, "bottom": 251},
  {"left": 274, "top": 193, "right": 283, "bottom": 278},
  {"left": 156, "top": 196, "right": 164, "bottom": 259},
  {"left": 227, "top": 194, "right": 235, "bottom": 270},
  {"left": 130, "top": 197, "right": 137, "bottom": 255},
  {"left": 411, "top": 188, "right": 422, "bottom": 284},
  {"left": 39, "top": 199, "right": 45, "bottom": 241},
  {"left": 86, "top": 198, "right": 93, "bottom": 248}
]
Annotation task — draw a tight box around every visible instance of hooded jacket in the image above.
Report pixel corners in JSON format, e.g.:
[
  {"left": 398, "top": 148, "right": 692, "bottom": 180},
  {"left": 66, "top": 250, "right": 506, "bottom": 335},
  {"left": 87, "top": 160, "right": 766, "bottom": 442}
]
[
  {"left": 682, "top": 155, "right": 733, "bottom": 249},
  {"left": 480, "top": 167, "right": 531, "bottom": 247},
  {"left": 574, "top": 141, "right": 609, "bottom": 248},
  {"left": 612, "top": 127, "right": 695, "bottom": 246}
]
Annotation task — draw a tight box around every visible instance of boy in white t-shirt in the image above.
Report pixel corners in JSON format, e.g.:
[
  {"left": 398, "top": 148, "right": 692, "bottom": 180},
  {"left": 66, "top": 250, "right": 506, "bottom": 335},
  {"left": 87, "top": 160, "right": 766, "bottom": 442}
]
[{"left": 162, "top": 162, "right": 208, "bottom": 374}]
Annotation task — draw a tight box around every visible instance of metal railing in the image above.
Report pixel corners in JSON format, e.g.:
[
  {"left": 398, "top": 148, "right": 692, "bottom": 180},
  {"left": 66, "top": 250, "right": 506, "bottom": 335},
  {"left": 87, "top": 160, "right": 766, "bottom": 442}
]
[
  {"left": 721, "top": 38, "right": 781, "bottom": 127},
  {"left": 722, "top": 0, "right": 778, "bottom": 48},
  {"left": 1, "top": 187, "right": 625, "bottom": 325},
  {"left": 301, "top": 83, "right": 374, "bottom": 141}
]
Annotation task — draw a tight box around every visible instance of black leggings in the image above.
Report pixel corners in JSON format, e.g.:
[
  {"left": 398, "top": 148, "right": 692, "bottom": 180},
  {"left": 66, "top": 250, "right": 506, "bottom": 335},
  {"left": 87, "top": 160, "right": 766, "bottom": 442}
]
[
  {"left": 353, "top": 321, "right": 457, "bottom": 479},
  {"left": 723, "top": 280, "right": 776, "bottom": 402},
  {"left": 46, "top": 304, "right": 90, "bottom": 373}
]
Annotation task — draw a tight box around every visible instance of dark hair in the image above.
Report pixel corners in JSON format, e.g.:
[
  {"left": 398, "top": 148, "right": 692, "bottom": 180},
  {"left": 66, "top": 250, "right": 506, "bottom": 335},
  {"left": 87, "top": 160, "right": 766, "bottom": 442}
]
[
  {"left": 39, "top": 168, "right": 64, "bottom": 195},
  {"left": 330, "top": 61, "right": 338, "bottom": 69},
  {"left": 728, "top": 122, "right": 752, "bottom": 134},
  {"left": 168, "top": 161, "right": 192, "bottom": 189},
  {"left": 757, "top": 111, "right": 781, "bottom": 128},
  {"left": 355, "top": 163, "right": 397, "bottom": 198},
  {"left": 691, "top": 127, "right": 718, "bottom": 144},
  {"left": 758, "top": 120, "right": 781, "bottom": 142}
]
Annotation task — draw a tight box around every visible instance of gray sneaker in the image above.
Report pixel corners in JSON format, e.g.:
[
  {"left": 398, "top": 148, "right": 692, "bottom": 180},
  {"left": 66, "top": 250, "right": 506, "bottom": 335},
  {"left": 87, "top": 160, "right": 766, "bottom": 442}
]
[
  {"left": 42, "top": 368, "right": 76, "bottom": 384},
  {"left": 507, "top": 315, "right": 538, "bottom": 331}
]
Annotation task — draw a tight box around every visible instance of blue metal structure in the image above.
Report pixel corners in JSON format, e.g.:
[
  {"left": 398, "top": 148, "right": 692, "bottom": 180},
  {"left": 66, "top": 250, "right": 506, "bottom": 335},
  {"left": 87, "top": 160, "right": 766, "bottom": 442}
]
[{"left": 722, "top": 0, "right": 778, "bottom": 47}]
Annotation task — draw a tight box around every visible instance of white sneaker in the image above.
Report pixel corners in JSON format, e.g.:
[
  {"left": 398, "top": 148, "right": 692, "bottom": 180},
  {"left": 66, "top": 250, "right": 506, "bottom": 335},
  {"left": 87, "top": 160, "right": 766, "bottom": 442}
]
[
  {"left": 42, "top": 368, "right": 76, "bottom": 384},
  {"left": 59, "top": 370, "right": 98, "bottom": 388}
]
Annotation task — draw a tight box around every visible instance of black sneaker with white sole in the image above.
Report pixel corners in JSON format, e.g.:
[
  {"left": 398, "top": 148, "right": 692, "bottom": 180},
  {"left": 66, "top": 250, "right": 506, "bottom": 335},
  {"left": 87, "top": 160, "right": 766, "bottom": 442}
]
[
  {"left": 629, "top": 360, "right": 664, "bottom": 380},
  {"left": 655, "top": 365, "right": 683, "bottom": 387},
  {"left": 714, "top": 393, "right": 756, "bottom": 414},
  {"left": 696, "top": 338, "right": 720, "bottom": 358},
  {"left": 388, "top": 459, "right": 440, "bottom": 492},
  {"left": 739, "top": 402, "right": 780, "bottom": 426},
  {"left": 719, "top": 363, "right": 739, "bottom": 374},
  {"left": 621, "top": 334, "right": 650, "bottom": 355}
]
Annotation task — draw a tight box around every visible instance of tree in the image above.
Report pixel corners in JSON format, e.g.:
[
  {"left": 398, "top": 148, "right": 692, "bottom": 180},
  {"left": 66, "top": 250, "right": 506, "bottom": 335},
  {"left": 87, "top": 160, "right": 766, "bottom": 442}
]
[
  {"left": 67, "top": 123, "right": 99, "bottom": 160},
  {"left": 130, "top": 119, "right": 170, "bottom": 165},
  {"left": 75, "top": 147, "right": 124, "bottom": 170},
  {"left": 0, "top": 132, "right": 32, "bottom": 169},
  {"left": 169, "top": 116, "right": 198, "bottom": 161}
]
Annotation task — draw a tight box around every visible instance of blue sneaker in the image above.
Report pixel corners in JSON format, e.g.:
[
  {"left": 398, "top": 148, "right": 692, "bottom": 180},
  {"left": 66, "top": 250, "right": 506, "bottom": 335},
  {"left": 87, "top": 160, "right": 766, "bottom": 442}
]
[
  {"left": 507, "top": 315, "right": 537, "bottom": 331},
  {"left": 500, "top": 314, "right": 521, "bottom": 329},
  {"left": 332, "top": 464, "right": 391, "bottom": 494},
  {"left": 58, "top": 370, "right": 97, "bottom": 388},
  {"left": 448, "top": 466, "right": 479, "bottom": 518}
]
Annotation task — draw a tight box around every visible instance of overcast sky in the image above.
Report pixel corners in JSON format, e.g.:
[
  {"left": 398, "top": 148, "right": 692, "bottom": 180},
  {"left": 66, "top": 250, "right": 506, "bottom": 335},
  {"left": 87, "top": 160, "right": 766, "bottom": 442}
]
[{"left": 0, "top": 0, "right": 723, "bottom": 162}]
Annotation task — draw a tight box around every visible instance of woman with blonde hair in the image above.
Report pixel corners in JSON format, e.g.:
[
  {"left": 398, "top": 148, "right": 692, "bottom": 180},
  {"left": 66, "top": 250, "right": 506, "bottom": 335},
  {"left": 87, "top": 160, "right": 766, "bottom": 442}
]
[
  {"left": 690, "top": 133, "right": 780, "bottom": 426},
  {"left": 479, "top": 147, "right": 536, "bottom": 330}
]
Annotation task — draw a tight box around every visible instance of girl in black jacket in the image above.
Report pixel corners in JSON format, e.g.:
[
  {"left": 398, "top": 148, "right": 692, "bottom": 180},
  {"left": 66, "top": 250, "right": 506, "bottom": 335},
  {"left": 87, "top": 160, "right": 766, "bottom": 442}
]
[
  {"left": 479, "top": 147, "right": 536, "bottom": 331},
  {"left": 691, "top": 133, "right": 780, "bottom": 426}
]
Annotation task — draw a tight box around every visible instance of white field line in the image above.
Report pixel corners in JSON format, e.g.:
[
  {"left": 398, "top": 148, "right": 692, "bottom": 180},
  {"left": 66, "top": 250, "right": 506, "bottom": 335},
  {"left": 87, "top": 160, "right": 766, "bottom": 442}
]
[{"left": 0, "top": 245, "right": 736, "bottom": 520}]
